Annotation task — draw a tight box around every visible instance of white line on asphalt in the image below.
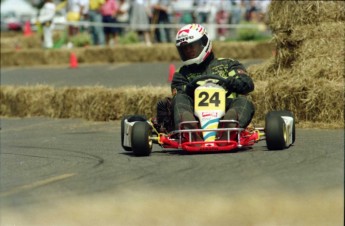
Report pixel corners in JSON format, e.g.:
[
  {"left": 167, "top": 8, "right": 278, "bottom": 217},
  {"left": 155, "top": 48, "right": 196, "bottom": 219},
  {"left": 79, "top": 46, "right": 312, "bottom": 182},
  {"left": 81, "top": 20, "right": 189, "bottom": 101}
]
[{"left": 0, "top": 173, "right": 76, "bottom": 197}]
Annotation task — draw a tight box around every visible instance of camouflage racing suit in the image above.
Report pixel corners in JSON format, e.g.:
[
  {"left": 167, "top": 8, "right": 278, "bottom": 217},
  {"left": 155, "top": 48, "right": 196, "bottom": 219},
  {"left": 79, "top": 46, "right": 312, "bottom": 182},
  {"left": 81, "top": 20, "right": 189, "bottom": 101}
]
[{"left": 170, "top": 53, "right": 255, "bottom": 130}]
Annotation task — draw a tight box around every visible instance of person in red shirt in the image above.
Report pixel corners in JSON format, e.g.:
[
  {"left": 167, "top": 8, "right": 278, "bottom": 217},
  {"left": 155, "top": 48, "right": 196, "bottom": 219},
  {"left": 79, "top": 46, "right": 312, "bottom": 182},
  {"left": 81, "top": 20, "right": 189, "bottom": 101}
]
[{"left": 101, "top": 0, "right": 119, "bottom": 45}]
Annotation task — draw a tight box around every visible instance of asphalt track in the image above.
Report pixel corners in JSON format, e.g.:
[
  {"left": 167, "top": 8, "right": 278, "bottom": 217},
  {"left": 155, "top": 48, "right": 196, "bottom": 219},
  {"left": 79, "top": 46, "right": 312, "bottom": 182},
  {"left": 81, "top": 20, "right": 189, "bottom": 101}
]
[
  {"left": 0, "top": 61, "right": 344, "bottom": 225},
  {"left": 0, "top": 60, "right": 264, "bottom": 88}
]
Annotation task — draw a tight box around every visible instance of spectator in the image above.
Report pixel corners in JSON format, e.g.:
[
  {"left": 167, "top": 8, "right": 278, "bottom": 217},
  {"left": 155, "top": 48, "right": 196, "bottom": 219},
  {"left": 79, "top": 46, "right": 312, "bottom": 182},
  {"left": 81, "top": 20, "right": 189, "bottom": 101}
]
[
  {"left": 245, "top": 0, "right": 258, "bottom": 22},
  {"left": 204, "top": 1, "right": 217, "bottom": 40},
  {"left": 67, "top": 0, "right": 83, "bottom": 38},
  {"left": 37, "top": 0, "right": 56, "bottom": 48},
  {"left": 89, "top": 0, "right": 105, "bottom": 45},
  {"left": 151, "top": 0, "right": 172, "bottom": 43},
  {"left": 130, "top": 0, "right": 152, "bottom": 46},
  {"left": 116, "top": 0, "right": 130, "bottom": 36},
  {"left": 230, "top": 0, "right": 243, "bottom": 24},
  {"left": 79, "top": 0, "right": 90, "bottom": 32},
  {"left": 216, "top": 9, "right": 228, "bottom": 41},
  {"left": 193, "top": 0, "right": 210, "bottom": 23},
  {"left": 101, "top": 0, "right": 119, "bottom": 46},
  {"left": 256, "top": 0, "right": 270, "bottom": 23}
]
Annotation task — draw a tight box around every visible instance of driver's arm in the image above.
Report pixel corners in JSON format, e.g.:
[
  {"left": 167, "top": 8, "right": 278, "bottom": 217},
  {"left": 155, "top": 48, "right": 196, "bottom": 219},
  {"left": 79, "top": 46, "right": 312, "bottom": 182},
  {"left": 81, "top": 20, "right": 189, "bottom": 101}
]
[
  {"left": 171, "top": 71, "right": 190, "bottom": 96},
  {"left": 226, "top": 60, "right": 254, "bottom": 95}
]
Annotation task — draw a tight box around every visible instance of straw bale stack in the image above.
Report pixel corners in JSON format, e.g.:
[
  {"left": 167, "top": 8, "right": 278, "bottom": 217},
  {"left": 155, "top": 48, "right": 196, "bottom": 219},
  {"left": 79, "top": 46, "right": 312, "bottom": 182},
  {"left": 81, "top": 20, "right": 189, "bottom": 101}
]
[
  {"left": 247, "top": 0, "right": 344, "bottom": 125},
  {"left": 0, "top": 33, "right": 41, "bottom": 50},
  {"left": 268, "top": 1, "right": 345, "bottom": 32},
  {"left": 1, "top": 42, "right": 274, "bottom": 67},
  {"left": 0, "top": 85, "right": 56, "bottom": 117},
  {"left": 0, "top": 85, "right": 170, "bottom": 121}
]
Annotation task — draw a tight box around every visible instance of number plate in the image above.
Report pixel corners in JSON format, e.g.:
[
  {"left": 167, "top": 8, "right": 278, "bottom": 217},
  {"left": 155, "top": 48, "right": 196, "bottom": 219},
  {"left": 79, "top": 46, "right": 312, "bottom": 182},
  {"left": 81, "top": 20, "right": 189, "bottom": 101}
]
[{"left": 195, "top": 88, "right": 226, "bottom": 111}]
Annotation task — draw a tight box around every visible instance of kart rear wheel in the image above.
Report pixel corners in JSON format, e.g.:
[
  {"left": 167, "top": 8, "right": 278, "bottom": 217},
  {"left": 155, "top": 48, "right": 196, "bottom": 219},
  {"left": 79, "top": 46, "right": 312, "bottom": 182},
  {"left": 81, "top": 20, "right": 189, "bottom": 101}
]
[
  {"left": 131, "top": 121, "right": 152, "bottom": 156},
  {"left": 265, "top": 111, "right": 288, "bottom": 150},
  {"left": 121, "top": 115, "right": 146, "bottom": 152}
]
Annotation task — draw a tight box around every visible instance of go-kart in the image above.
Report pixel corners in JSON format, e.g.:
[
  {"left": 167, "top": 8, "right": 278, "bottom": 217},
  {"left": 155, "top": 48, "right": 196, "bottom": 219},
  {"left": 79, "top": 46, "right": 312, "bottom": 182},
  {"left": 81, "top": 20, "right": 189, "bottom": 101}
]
[{"left": 121, "top": 75, "right": 295, "bottom": 156}]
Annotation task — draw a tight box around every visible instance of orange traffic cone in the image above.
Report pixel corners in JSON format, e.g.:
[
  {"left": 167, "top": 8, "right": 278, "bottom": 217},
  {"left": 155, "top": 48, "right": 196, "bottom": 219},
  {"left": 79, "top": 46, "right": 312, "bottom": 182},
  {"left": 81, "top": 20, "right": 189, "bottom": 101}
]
[
  {"left": 69, "top": 52, "right": 78, "bottom": 68},
  {"left": 168, "top": 64, "right": 175, "bottom": 82},
  {"left": 23, "top": 21, "right": 32, "bottom": 37}
]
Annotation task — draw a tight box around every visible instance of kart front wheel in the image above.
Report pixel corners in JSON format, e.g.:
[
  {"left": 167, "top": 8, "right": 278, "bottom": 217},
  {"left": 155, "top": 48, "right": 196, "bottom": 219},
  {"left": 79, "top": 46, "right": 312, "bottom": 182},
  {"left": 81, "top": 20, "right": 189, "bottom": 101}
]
[
  {"left": 131, "top": 121, "right": 153, "bottom": 156},
  {"left": 265, "top": 111, "right": 295, "bottom": 150},
  {"left": 121, "top": 115, "right": 133, "bottom": 152},
  {"left": 121, "top": 115, "right": 147, "bottom": 152}
]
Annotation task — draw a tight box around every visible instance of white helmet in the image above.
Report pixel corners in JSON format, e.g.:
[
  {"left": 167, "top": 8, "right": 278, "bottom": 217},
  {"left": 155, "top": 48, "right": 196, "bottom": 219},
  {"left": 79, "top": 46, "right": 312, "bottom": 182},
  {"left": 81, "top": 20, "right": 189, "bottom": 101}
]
[{"left": 175, "top": 24, "right": 212, "bottom": 66}]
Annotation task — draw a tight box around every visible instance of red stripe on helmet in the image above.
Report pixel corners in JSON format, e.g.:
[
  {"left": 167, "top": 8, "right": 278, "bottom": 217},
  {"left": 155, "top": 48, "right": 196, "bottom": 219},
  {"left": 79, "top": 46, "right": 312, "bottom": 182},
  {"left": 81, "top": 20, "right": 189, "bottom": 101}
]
[
  {"left": 177, "top": 29, "right": 189, "bottom": 35},
  {"left": 202, "top": 50, "right": 211, "bottom": 61}
]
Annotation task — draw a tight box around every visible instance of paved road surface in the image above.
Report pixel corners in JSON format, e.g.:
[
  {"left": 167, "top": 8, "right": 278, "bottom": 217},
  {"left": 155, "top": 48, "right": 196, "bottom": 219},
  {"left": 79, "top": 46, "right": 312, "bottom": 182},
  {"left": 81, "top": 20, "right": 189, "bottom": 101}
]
[
  {"left": 0, "top": 60, "right": 264, "bottom": 87},
  {"left": 0, "top": 61, "right": 343, "bottom": 225}
]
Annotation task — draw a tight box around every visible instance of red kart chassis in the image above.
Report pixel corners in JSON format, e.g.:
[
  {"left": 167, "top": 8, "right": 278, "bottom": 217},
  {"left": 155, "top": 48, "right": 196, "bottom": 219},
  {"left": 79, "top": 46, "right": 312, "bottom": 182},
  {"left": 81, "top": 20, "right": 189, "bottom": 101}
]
[
  {"left": 122, "top": 110, "right": 294, "bottom": 156},
  {"left": 154, "top": 120, "right": 264, "bottom": 153}
]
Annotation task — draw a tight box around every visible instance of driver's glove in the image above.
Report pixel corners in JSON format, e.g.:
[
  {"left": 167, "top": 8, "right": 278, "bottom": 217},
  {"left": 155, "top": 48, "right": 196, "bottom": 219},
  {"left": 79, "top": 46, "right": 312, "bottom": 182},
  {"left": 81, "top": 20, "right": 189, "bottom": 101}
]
[
  {"left": 185, "top": 83, "right": 198, "bottom": 97},
  {"left": 224, "top": 76, "right": 236, "bottom": 91}
]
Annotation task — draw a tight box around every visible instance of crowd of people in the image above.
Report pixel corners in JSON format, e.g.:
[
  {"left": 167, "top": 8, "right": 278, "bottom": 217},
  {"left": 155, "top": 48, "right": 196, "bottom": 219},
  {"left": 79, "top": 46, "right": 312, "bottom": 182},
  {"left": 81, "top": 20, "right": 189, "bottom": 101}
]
[{"left": 35, "top": 0, "right": 270, "bottom": 48}]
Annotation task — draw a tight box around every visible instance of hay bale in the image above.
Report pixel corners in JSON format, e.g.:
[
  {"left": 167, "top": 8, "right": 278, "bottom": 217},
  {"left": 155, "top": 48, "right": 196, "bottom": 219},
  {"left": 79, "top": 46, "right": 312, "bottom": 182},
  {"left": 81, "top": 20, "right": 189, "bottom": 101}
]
[
  {"left": 0, "top": 34, "right": 41, "bottom": 50},
  {"left": 292, "top": 39, "right": 344, "bottom": 81},
  {"left": 272, "top": 22, "right": 345, "bottom": 69},
  {"left": 248, "top": 58, "right": 276, "bottom": 80},
  {"left": 0, "top": 37, "right": 19, "bottom": 50},
  {"left": 0, "top": 49, "right": 72, "bottom": 67},
  {"left": 248, "top": 23, "right": 344, "bottom": 80},
  {"left": 45, "top": 50, "right": 71, "bottom": 65},
  {"left": 0, "top": 83, "right": 343, "bottom": 127},
  {"left": 121, "top": 86, "right": 170, "bottom": 116},
  {"left": 269, "top": 1, "right": 345, "bottom": 32},
  {"left": 0, "top": 42, "right": 274, "bottom": 67},
  {"left": 246, "top": 1, "right": 344, "bottom": 127},
  {"left": 263, "top": 76, "right": 344, "bottom": 123},
  {"left": 287, "top": 22, "right": 344, "bottom": 43},
  {"left": 268, "top": 2, "right": 345, "bottom": 70},
  {"left": 81, "top": 47, "right": 115, "bottom": 64},
  {"left": 213, "top": 41, "right": 275, "bottom": 59},
  {"left": 0, "top": 85, "right": 56, "bottom": 117},
  {"left": 0, "top": 85, "right": 171, "bottom": 121},
  {"left": 248, "top": 80, "right": 268, "bottom": 124}
]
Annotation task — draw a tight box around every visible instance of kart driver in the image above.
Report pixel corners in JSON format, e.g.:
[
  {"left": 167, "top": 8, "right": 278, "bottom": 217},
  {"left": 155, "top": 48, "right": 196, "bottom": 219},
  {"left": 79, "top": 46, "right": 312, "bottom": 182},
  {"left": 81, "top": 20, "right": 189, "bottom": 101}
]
[{"left": 156, "top": 23, "right": 255, "bottom": 139}]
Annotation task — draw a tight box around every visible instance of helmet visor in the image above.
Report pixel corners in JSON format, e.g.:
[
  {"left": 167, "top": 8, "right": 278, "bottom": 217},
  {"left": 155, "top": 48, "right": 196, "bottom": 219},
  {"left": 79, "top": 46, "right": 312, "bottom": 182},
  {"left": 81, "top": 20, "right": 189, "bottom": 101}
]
[{"left": 177, "top": 38, "right": 205, "bottom": 61}]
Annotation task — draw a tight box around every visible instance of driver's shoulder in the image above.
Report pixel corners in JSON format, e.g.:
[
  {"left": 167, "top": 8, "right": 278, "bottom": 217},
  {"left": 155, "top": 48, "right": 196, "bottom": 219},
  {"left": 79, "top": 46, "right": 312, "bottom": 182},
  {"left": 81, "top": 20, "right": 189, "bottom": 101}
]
[{"left": 215, "top": 57, "right": 237, "bottom": 63}]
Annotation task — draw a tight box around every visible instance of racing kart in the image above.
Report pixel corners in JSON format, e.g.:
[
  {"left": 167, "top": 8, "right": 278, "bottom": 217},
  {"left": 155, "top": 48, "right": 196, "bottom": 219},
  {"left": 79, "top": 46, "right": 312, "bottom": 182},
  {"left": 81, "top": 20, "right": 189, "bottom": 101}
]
[{"left": 121, "top": 75, "right": 295, "bottom": 156}]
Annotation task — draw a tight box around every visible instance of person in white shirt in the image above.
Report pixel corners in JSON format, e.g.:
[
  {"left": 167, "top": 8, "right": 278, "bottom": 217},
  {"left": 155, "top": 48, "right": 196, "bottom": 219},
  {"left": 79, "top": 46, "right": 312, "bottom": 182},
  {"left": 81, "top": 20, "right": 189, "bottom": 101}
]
[
  {"left": 80, "top": 0, "right": 90, "bottom": 19},
  {"left": 116, "top": 0, "right": 130, "bottom": 35},
  {"left": 37, "top": 0, "right": 56, "bottom": 48},
  {"left": 130, "top": 0, "right": 152, "bottom": 46}
]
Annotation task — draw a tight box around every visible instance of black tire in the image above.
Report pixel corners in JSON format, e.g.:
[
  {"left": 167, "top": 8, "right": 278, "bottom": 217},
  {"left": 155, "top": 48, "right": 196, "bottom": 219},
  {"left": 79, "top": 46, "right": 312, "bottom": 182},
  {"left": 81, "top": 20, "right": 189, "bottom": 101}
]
[
  {"left": 131, "top": 121, "right": 152, "bottom": 156},
  {"left": 267, "top": 110, "right": 296, "bottom": 144},
  {"left": 265, "top": 112, "right": 287, "bottom": 150},
  {"left": 121, "top": 115, "right": 147, "bottom": 152}
]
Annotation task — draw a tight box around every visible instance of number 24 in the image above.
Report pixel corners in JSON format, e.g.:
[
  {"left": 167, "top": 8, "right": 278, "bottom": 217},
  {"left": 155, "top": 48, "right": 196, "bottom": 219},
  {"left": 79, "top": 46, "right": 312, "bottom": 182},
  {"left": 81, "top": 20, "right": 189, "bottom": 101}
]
[{"left": 198, "top": 92, "right": 221, "bottom": 107}]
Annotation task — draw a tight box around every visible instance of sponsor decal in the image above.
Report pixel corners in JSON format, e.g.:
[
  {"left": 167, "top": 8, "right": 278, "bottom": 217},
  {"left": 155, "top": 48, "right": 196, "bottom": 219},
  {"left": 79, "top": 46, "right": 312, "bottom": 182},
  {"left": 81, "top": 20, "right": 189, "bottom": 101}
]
[
  {"left": 201, "top": 117, "right": 213, "bottom": 123},
  {"left": 176, "top": 36, "right": 195, "bottom": 44},
  {"left": 202, "top": 112, "right": 218, "bottom": 117}
]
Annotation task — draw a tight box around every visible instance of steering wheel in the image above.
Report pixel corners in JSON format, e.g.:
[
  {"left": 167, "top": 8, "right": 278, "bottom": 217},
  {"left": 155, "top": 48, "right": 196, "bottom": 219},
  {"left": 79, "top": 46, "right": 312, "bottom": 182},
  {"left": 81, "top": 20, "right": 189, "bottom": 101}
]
[
  {"left": 185, "top": 74, "right": 234, "bottom": 97},
  {"left": 188, "top": 74, "right": 228, "bottom": 87}
]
